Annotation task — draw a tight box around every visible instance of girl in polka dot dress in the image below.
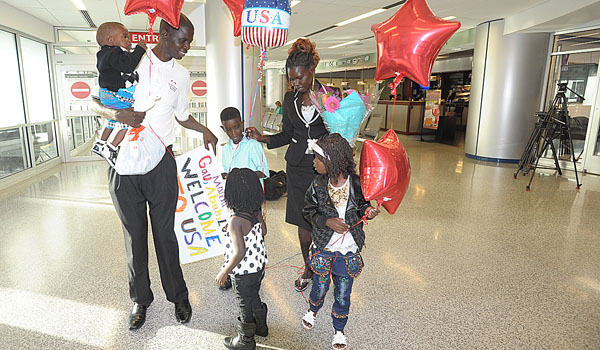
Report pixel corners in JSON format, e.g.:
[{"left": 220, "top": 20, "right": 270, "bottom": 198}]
[{"left": 217, "top": 168, "right": 268, "bottom": 350}]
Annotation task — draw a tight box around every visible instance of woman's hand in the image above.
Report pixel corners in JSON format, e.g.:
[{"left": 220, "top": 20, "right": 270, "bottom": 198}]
[
  {"left": 246, "top": 127, "right": 266, "bottom": 143},
  {"left": 366, "top": 206, "right": 380, "bottom": 219},
  {"left": 216, "top": 270, "right": 229, "bottom": 287},
  {"left": 326, "top": 218, "right": 349, "bottom": 234}
]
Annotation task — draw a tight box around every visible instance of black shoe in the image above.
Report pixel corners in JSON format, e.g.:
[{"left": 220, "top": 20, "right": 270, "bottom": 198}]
[
  {"left": 224, "top": 318, "right": 256, "bottom": 350},
  {"left": 219, "top": 275, "right": 232, "bottom": 290},
  {"left": 174, "top": 300, "right": 192, "bottom": 323},
  {"left": 128, "top": 303, "right": 147, "bottom": 330}
]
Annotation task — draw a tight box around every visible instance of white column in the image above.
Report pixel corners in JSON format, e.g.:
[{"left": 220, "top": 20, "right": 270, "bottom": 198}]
[
  {"left": 265, "top": 68, "right": 285, "bottom": 110},
  {"left": 465, "top": 20, "right": 550, "bottom": 161},
  {"left": 205, "top": 1, "right": 258, "bottom": 142},
  {"left": 241, "top": 45, "right": 262, "bottom": 130}
]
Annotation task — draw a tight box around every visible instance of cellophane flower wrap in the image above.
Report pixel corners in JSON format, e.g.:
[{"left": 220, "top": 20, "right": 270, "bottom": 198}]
[{"left": 310, "top": 86, "right": 382, "bottom": 147}]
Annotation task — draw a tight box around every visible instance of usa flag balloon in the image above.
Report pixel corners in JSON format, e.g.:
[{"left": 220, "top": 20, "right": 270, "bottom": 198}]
[{"left": 241, "top": 0, "right": 290, "bottom": 50}]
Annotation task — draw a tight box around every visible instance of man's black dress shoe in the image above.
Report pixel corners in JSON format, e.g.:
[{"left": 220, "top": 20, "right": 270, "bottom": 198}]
[
  {"left": 174, "top": 300, "right": 192, "bottom": 323},
  {"left": 128, "top": 303, "right": 147, "bottom": 330}
]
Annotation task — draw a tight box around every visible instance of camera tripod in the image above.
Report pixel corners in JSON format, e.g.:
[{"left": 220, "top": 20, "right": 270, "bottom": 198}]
[{"left": 514, "top": 82, "right": 584, "bottom": 191}]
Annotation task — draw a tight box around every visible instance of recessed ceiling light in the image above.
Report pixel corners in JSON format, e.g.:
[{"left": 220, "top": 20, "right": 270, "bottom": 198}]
[
  {"left": 284, "top": 37, "right": 303, "bottom": 46},
  {"left": 336, "top": 9, "right": 386, "bottom": 27},
  {"left": 442, "top": 16, "right": 457, "bottom": 20},
  {"left": 71, "top": 0, "right": 87, "bottom": 11},
  {"left": 329, "top": 40, "right": 360, "bottom": 49}
]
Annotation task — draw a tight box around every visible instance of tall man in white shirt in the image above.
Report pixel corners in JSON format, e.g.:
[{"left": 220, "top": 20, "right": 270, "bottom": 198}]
[{"left": 96, "top": 14, "right": 218, "bottom": 330}]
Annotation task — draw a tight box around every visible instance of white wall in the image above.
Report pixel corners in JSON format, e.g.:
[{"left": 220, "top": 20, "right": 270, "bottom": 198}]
[{"left": 0, "top": 2, "right": 53, "bottom": 42}]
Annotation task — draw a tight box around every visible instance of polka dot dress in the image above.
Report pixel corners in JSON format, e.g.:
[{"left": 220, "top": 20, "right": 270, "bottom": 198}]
[{"left": 222, "top": 222, "right": 268, "bottom": 275}]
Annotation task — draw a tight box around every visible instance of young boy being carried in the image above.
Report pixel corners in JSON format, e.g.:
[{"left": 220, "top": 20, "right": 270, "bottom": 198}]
[{"left": 92, "top": 22, "right": 146, "bottom": 166}]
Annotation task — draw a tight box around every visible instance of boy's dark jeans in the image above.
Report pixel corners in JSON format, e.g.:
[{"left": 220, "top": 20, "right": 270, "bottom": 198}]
[{"left": 232, "top": 270, "right": 265, "bottom": 323}]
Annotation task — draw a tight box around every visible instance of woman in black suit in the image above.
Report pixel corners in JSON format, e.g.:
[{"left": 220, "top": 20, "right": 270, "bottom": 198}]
[{"left": 247, "top": 38, "right": 331, "bottom": 292}]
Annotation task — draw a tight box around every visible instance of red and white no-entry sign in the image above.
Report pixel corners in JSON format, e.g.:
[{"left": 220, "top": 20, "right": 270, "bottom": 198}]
[
  {"left": 191, "top": 80, "right": 207, "bottom": 97},
  {"left": 71, "top": 81, "right": 91, "bottom": 99}
]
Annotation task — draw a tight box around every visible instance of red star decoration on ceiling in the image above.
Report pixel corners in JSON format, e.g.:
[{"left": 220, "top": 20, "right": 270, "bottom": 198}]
[
  {"left": 371, "top": 0, "right": 461, "bottom": 87},
  {"left": 124, "top": 0, "right": 185, "bottom": 30},
  {"left": 222, "top": 0, "right": 245, "bottom": 37}
]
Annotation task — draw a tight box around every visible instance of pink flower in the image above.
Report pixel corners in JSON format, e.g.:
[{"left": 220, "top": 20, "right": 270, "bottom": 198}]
[{"left": 324, "top": 96, "right": 340, "bottom": 113}]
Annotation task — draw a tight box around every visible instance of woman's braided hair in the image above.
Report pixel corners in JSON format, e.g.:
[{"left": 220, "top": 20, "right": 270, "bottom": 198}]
[
  {"left": 285, "top": 38, "right": 320, "bottom": 74},
  {"left": 316, "top": 133, "right": 355, "bottom": 181},
  {"left": 224, "top": 168, "right": 264, "bottom": 213}
]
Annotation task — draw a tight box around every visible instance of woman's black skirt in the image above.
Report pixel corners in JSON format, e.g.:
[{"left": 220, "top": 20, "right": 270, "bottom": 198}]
[{"left": 285, "top": 154, "right": 318, "bottom": 232}]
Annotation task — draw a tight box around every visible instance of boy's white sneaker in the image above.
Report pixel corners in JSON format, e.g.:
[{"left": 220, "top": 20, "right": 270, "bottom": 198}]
[
  {"left": 101, "top": 143, "right": 119, "bottom": 167},
  {"left": 91, "top": 140, "right": 106, "bottom": 158}
]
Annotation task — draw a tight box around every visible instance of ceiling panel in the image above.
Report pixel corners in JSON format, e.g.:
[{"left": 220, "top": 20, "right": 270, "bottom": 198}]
[
  {"left": 1, "top": 0, "right": 43, "bottom": 8},
  {"left": 16, "top": 7, "right": 61, "bottom": 26},
  {"left": 43, "top": 0, "right": 83, "bottom": 11},
  {"left": 47, "top": 9, "right": 89, "bottom": 27}
]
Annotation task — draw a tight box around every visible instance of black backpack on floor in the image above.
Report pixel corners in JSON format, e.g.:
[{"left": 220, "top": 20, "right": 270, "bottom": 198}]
[{"left": 264, "top": 170, "right": 286, "bottom": 200}]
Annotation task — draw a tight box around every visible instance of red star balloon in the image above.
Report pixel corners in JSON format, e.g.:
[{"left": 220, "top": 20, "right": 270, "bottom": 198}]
[
  {"left": 360, "top": 129, "right": 411, "bottom": 215},
  {"left": 223, "top": 0, "right": 244, "bottom": 37},
  {"left": 124, "top": 0, "right": 185, "bottom": 30},
  {"left": 371, "top": 0, "right": 461, "bottom": 87}
]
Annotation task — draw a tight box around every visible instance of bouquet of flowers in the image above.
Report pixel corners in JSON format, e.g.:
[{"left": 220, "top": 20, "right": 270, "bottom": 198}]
[{"left": 310, "top": 86, "right": 382, "bottom": 147}]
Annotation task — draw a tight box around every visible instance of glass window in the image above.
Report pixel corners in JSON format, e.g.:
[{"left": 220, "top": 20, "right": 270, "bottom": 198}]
[
  {"left": 0, "top": 127, "right": 29, "bottom": 179},
  {"left": 20, "top": 37, "right": 54, "bottom": 123},
  {"left": 0, "top": 30, "right": 26, "bottom": 127},
  {"left": 554, "top": 29, "right": 600, "bottom": 52},
  {"left": 543, "top": 52, "right": 598, "bottom": 161},
  {"left": 57, "top": 29, "right": 97, "bottom": 43},
  {"left": 73, "top": 117, "right": 84, "bottom": 148},
  {"left": 32, "top": 123, "right": 58, "bottom": 164}
]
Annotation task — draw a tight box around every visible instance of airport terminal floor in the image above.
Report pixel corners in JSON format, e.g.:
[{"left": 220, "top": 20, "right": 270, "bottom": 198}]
[{"left": 1, "top": 136, "right": 600, "bottom": 350}]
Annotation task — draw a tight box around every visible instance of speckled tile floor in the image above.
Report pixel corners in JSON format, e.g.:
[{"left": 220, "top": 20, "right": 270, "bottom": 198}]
[{"left": 1, "top": 135, "right": 600, "bottom": 350}]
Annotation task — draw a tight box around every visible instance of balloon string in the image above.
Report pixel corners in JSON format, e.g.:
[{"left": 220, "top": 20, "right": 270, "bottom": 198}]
[
  {"left": 248, "top": 46, "right": 255, "bottom": 125},
  {"left": 388, "top": 74, "right": 402, "bottom": 132},
  {"left": 327, "top": 213, "right": 370, "bottom": 247}
]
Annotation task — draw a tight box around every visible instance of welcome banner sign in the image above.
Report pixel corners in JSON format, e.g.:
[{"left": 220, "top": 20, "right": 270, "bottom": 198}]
[{"left": 175, "top": 147, "right": 230, "bottom": 264}]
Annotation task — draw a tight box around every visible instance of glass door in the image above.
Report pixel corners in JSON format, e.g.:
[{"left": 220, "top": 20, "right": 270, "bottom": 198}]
[
  {"left": 53, "top": 62, "right": 101, "bottom": 163},
  {"left": 541, "top": 29, "right": 600, "bottom": 174},
  {"left": 583, "top": 72, "right": 600, "bottom": 174}
]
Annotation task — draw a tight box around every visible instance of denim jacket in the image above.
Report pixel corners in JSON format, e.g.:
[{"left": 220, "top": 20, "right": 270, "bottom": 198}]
[{"left": 303, "top": 174, "right": 372, "bottom": 252}]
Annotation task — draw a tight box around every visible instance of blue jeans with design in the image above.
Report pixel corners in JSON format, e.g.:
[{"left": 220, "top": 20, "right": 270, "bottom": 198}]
[{"left": 307, "top": 249, "right": 364, "bottom": 331}]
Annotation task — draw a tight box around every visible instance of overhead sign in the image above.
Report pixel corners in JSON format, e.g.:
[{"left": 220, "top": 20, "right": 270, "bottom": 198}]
[
  {"left": 191, "top": 80, "right": 207, "bottom": 97},
  {"left": 71, "top": 81, "right": 91, "bottom": 99},
  {"left": 129, "top": 32, "right": 159, "bottom": 44}
]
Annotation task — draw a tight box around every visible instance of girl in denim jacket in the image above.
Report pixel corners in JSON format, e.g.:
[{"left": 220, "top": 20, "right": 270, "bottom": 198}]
[{"left": 302, "top": 133, "right": 379, "bottom": 350}]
